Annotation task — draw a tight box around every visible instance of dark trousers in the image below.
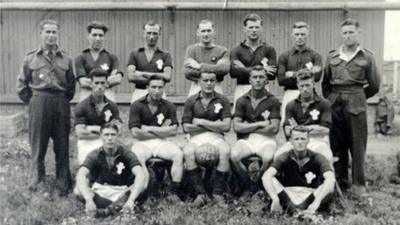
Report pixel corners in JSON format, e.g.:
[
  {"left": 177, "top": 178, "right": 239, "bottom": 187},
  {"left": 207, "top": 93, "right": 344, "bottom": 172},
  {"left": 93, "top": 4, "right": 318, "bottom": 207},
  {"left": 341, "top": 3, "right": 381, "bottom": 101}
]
[
  {"left": 29, "top": 93, "right": 71, "bottom": 189},
  {"left": 330, "top": 103, "right": 367, "bottom": 187}
]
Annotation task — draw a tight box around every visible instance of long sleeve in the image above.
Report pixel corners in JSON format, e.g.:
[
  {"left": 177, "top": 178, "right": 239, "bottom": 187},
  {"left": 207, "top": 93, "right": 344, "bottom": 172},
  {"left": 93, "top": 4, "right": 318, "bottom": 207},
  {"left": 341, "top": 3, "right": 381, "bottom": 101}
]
[
  {"left": 364, "top": 55, "right": 380, "bottom": 98},
  {"left": 16, "top": 57, "right": 33, "bottom": 103},
  {"left": 65, "top": 58, "right": 76, "bottom": 101}
]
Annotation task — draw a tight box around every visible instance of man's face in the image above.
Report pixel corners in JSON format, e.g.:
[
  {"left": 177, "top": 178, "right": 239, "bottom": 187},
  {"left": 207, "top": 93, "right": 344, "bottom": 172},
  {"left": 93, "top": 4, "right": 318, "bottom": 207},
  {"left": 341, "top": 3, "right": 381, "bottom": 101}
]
[
  {"left": 249, "top": 70, "right": 267, "bottom": 91},
  {"left": 101, "top": 127, "right": 118, "bottom": 149},
  {"left": 292, "top": 27, "right": 309, "bottom": 47},
  {"left": 341, "top": 25, "right": 359, "bottom": 47},
  {"left": 197, "top": 22, "right": 215, "bottom": 45},
  {"left": 87, "top": 28, "right": 105, "bottom": 50},
  {"left": 244, "top": 20, "right": 263, "bottom": 41},
  {"left": 143, "top": 24, "right": 160, "bottom": 47},
  {"left": 290, "top": 130, "right": 309, "bottom": 152},
  {"left": 40, "top": 24, "right": 58, "bottom": 46},
  {"left": 199, "top": 73, "right": 217, "bottom": 94},
  {"left": 90, "top": 76, "right": 108, "bottom": 97},
  {"left": 297, "top": 78, "right": 314, "bottom": 99},
  {"left": 147, "top": 79, "right": 165, "bottom": 101}
]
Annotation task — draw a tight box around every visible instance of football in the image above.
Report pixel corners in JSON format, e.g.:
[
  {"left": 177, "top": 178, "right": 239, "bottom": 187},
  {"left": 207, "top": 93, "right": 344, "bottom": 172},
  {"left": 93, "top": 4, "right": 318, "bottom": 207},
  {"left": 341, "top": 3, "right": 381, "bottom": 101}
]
[{"left": 195, "top": 143, "right": 219, "bottom": 167}]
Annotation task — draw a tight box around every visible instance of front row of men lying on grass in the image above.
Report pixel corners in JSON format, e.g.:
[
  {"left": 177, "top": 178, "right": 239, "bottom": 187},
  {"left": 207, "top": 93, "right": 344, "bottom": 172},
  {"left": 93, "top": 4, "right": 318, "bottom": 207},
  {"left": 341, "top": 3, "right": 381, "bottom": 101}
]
[{"left": 74, "top": 66, "right": 335, "bottom": 217}]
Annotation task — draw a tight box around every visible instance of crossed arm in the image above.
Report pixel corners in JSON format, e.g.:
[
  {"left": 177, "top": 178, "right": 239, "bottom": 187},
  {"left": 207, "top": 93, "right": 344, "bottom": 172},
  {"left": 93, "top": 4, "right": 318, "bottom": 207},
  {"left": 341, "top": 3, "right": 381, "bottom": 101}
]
[
  {"left": 127, "top": 65, "right": 172, "bottom": 83},
  {"left": 130, "top": 123, "right": 178, "bottom": 140},
  {"left": 183, "top": 117, "right": 231, "bottom": 135},
  {"left": 233, "top": 117, "right": 279, "bottom": 136}
]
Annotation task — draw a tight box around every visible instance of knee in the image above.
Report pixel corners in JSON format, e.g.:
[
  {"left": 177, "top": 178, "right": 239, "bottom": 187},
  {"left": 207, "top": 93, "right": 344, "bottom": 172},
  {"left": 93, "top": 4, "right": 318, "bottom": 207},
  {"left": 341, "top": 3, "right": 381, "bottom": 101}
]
[
  {"left": 218, "top": 144, "right": 230, "bottom": 158},
  {"left": 230, "top": 144, "right": 243, "bottom": 163},
  {"left": 183, "top": 144, "right": 196, "bottom": 159},
  {"left": 172, "top": 150, "right": 184, "bottom": 164}
]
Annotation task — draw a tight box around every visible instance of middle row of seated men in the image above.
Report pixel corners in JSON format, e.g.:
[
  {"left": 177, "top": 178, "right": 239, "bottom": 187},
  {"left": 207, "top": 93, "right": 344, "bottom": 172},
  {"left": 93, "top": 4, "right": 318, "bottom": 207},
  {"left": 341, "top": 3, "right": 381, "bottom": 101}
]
[{"left": 74, "top": 65, "right": 335, "bottom": 216}]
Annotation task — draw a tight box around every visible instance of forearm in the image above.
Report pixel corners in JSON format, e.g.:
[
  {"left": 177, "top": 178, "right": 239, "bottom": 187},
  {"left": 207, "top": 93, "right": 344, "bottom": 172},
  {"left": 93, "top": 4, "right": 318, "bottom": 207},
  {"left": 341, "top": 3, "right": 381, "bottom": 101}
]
[
  {"left": 230, "top": 65, "right": 251, "bottom": 80},
  {"left": 127, "top": 175, "right": 145, "bottom": 204},
  {"left": 76, "top": 172, "right": 94, "bottom": 201},
  {"left": 130, "top": 128, "right": 159, "bottom": 140},
  {"left": 183, "top": 123, "right": 207, "bottom": 134},
  {"left": 200, "top": 119, "right": 230, "bottom": 133},
  {"left": 143, "top": 125, "right": 177, "bottom": 138},
  {"left": 313, "top": 177, "right": 335, "bottom": 204},
  {"left": 184, "top": 67, "right": 201, "bottom": 81},
  {"left": 254, "top": 124, "right": 279, "bottom": 136},
  {"left": 262, "top": 173, "right": 279, "bottom": 201},
  {"left": 201, "top": 62, "right": 230, "bottom": 75},
  {"left": 234, "top": 121, "right": 265, "bottom": 133},
  {"left": 307, "top": 125, "right": 329, "bottom": 136}
]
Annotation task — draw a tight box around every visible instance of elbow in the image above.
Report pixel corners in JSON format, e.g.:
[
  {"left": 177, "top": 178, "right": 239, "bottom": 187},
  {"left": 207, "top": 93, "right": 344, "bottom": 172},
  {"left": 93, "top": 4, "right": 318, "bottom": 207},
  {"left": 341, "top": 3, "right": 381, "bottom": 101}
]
[{"left": 130, "top": 128, "right": 141, "bottom": 138}]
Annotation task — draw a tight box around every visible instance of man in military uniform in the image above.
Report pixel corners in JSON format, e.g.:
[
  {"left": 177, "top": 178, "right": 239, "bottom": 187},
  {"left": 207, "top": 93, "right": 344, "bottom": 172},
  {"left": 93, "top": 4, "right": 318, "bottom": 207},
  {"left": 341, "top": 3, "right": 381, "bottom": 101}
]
[
  {"left": 230, "top": 14, "right": 277, "bottom": 107},
  {"left": 322, "top": 18, "right": 380, "bottom": 192},
  {"left": 127, "top": 20, "right": 173, "bottom": 103},
  {"left": 75, "top": 21, "right": 123, "bottom": 102},
  {"left": 184, "top": 19, "right": 230, "bottom": 96},
  {"left": 278, "top": 22, "right": 323, "bottom": 125},
  {"left": 16, "top": 19, "right": 75, "bottom": 195}
]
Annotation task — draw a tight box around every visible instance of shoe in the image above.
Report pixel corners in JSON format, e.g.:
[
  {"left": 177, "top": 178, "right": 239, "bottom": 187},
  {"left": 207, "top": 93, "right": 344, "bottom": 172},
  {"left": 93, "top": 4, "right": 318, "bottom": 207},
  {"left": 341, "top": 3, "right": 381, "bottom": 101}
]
[
  {"left": 192, "top": 194, "right": 208, "bottom": 208},
  {"left": 165, "top": 194, "right": 182, "bottom": 203},
  {"left": 95, "top": 208, "right": 111, "bottom": 218},
  {"left": 213, "top": 194, "right": 228, "bottom": 209}
]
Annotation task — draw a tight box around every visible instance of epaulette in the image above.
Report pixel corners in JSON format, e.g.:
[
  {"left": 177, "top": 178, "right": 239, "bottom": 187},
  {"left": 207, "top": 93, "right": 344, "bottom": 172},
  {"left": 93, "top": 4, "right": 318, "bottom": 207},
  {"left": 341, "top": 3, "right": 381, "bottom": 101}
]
[
  {"left": 363, "top": 48, "right": 374, "bottom": 55},
  {"left": 328, "top": 49, "right": 340, "bottom": 57}
]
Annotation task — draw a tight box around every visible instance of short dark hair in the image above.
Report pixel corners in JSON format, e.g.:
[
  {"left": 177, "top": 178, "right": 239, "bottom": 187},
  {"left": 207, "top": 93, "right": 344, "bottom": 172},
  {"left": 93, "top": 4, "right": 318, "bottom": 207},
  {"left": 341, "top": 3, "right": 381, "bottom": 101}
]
[
  {"left": 39, "top": 19, "right": 59, "bottom": 30},
  {"left": 143, "top": 20, "right": 162, "bottom": 31},
  {"left": 86, "top": 21, "right": 108, "bottom": 34},
  {"left": 296, "top": 69, "right": 314, "bottom": 81},
  {"left": 292, "top": 21, "right": 310, "bottom": 30},
  {"left": 101, "top": 122, "right": 119, "bottom": 133},
  {"left": 249, "top": 65, "right": 266, "bottom": 76},
  {"left": 197, "top": 19, "right": 214, "bottom": 29},
  {"left": 147, "top": 74, "right": 166, "bottom": 86},
  {"left": 243, "top": 14, "right": 263, "bottom": 26},
  {"left": 200, "top": 72, "right": 217, "bottom": 79},
  {"left": 88, "top": 68, "right": 109, "bottom": 79},
  {"left": 290, "top": 125, "right": 310, "bottom": 137},
  {"left": 341, "top": 18, "right": 360, "bottom": 29}
]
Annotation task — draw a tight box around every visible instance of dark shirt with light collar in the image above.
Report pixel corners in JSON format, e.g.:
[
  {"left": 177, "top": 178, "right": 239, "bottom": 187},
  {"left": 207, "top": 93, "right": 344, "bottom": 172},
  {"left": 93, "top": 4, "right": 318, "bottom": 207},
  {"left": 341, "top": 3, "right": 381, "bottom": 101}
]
[
  {"left": 277, "top": 47, "right": 322, "bottom": 90},
  {"left": 182, "top": 91, "right": 231, "bottom": 124},
  {"left": 82, "top": 145, "right": 141, "bottom": 186},
  {"left": 128, "top": 95, "right": 178, "bottom": 129},
  {"left": 74, "top": 95, "right": 121, "bottom": 126},
  {"left": 230, "top": 41, "right": 277, "bottom": 83},
  {"left": 127, "top": 47, "right": 173, "bottom": 89},
  {"left": 283, "top": 92, "right": 331, "bottom": 129},
  {"left": 75, "top": 48, "right": 121, "bottom": 82},
  {"left": 234, "top": 89, "right": 281, "bottom": 139},
  {"left": 271, "top": 149, "right": 332, "bottom": 188}
]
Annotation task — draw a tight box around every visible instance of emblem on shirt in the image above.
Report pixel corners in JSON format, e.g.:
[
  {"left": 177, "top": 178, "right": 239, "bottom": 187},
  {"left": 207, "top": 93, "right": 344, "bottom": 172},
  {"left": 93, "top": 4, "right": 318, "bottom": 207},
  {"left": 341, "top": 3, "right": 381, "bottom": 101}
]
[
  {"left": 39, "top": 74, "right": 45, "bottom": 80},
  {"left": 116, "top": 162, "right": 125, "bottom": 175},
  {"left": 104, "top": 110, "right": 112, "bottom": 122},
  {"left": 305, "top": 171, "right": 316, "bottom": 184},
  {"left": 309, "top": 109, "right": 320, "bottom": 121},
  {"left": 100, "top": 63, "right": 109, "bottom": 71},
  {"left": 261, "top": 110, "right": 270, "bottom": 120},
  {"left": 156, "top": 59, "right": 164, "bottom": 70},
  {"left": 214, "top": 103, "right": 223, "bottom": 113},
  {"left": 211, "top": 56, "right": 217, "bottom": 63},
  {"left": 305, "top": 62, "right": 314, "bottom": 70},
  {"left": 157, "top": 113, "right": 165, "bottom": 125},
  {"left": 261, "top": 57, "right": 269, "bottom": 67}
]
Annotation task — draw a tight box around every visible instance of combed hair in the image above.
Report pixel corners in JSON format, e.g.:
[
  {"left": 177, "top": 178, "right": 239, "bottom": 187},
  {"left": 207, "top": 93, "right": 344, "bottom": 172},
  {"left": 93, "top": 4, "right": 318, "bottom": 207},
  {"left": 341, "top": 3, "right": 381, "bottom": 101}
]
[
  {"left": 143, "top": 20, "right": 162, "bottom": 31},
  {"left": 88, "top": 68, "right": 109, "bottom": 79},
  {"left": 86, "top": 21, "right": 108, "bottom": 34},
  {"left": 290, "top": 125, "right": 310, "bottom": 137},
  {"left": 296, "top": 69, "right": 314, "bottom": 81},
  {"left": 39, "top": 19, "right": 59, "bottom": 30},
  {"left": 243, "top": 13, "right": 263, "bottom": 26},
  {"left": 292, "top": 21, "right": 310, "bottom": 29},
  {"left": 249, "top": 65, "right": 266, "bottom": 75},
  {"left": 101, "top": 122, "right": 119, "bottom": 133},
  {"left": 148, "top": 74, "right": 166, "bottom": 85},
  {"left": 341, "top": 18, "right": 360, "bottom": 28},
  {"left": 197, "top": 19, "right": 215, "bottom": 29}
]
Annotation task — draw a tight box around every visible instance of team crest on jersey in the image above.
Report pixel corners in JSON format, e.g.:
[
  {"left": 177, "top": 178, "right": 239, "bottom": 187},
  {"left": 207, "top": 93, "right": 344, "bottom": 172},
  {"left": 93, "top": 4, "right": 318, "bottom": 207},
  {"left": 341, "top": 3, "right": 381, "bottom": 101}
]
[
  {"left": 305, "top": 62, "right": 314, "bottom": 70},
  {"left": 100, "top": 63, "right": 109, "bottom": 71},
  {"left": 214, "top": 103, "right": 223, "bottom": 113},
  {"left": 261, "top": 57, "right": 269, "bottom": 67},
  {"left": 261, "top": 110, "right": 270, "bottom": 120},
  {"left": 156, "top": 59, "right": 164, "bottom": 70},
  {"left": 305, "top": 171, "right": 316, "bottom": 184},
  {"left": 104, "top": 110, "right": 112, "bottom": 122},
  {"left": 211, "top": 56, "right": 217, "bottom": 63},
  {"left": 157, "top": 113, "right": 165, "bottom": 125},
  {"left": 116, "top": 162, "right": 125, "bottom": 175},
  {"left": 310, "top": 109, "right": 320, "bottom": 121}
]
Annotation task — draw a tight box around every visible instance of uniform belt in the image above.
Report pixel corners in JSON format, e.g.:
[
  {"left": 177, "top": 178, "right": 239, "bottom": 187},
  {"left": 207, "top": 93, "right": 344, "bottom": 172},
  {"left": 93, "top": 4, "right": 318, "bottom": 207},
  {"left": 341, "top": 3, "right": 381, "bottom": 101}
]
[
  {"left": 332, "top": 85, "right": 364, "bottom": 94},
  {"left": 33, "top": 90, "right": 65, "bottom": 97}
]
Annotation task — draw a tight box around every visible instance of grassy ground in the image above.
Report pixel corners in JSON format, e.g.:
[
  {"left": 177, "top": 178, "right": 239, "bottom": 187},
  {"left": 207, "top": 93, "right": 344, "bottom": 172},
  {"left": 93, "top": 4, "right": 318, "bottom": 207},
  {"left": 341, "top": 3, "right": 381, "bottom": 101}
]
[{"left": 0, "top": 131, "right": 399, "bottom": 225}]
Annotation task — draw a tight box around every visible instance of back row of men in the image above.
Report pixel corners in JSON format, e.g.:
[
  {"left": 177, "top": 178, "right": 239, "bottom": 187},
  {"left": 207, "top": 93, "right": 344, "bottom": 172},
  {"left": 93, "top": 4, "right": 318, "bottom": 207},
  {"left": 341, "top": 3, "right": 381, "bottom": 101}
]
[{"left": 16, "top": 14, "right": 380, "bottom": 216}]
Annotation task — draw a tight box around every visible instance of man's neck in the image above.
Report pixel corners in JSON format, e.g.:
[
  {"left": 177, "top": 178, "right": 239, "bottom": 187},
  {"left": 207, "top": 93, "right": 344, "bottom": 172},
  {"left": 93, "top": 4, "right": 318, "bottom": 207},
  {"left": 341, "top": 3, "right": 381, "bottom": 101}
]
[
  {"left": 147, "top": 95, "right": 160, "bottom": 106},
  {"left": 200, "top": 41, "right": 214, "bottom": 48},
  {"left": 293, "top": 149, "right": 307, "bottom": 160},
  {"left": 200, "top": 91, "right": 214, "bottom": 99},
  {"left": 343, "top": 43, "right": 358, "bottom": 54},
  {"left": 104, "top": 145, "right": 117, "bottom": 156},
  {"left": 90, "top": 47, "right": 102, "bottom": 53},
  {"left": 145, "top": 45, "right": 157, "bottom": 51},
  {"left": 93, "top": 94, "right": 105, "bottom": 104},
  {"left": 245, "top": 38, "right": 261, "bottom": 48},
  {"left": 295, "top": 44, "right": 307, "bottom": 52},
  {"left": 42, "top": 44, "right": 57, "bottom": 52},
  {"left": 300, "top": 93, "right": 314, "bottom": 103},
  {"left": 250, "top": 89, "right": 266, "bottom": 99}
]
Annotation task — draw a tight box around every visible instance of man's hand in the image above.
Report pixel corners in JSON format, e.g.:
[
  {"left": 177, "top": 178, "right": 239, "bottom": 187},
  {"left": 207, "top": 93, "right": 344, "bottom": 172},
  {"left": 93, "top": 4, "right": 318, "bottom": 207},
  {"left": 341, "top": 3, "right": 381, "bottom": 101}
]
[
  {"left": 310, "top": 66, "right": 321, "bottom": 75},
  {"left": 233, "top": 60, "right": 246, "bottom": 68},
  {"left": 264, "top": 65, "right": 277, "bottom": 76},
  {"left": 285, "top": 71, "right": 296, "bottom": 78},
  {"left": 186, "top": 58, "right": 201, "bottom": 70},
  {"left": 107, "top": 70, "right": 122, "bottom": 85},
  {"left": 162, "top": 119, "right": 172, "bottom": 127},
  {"left": 79, "top": 77, "right": 92, "bottom": 87},
  {"left": 85, "top": 199, "right": 97, "bottom": 215},
  {"left": 192, "top": 118, "right": 205, "bottom": 126}
]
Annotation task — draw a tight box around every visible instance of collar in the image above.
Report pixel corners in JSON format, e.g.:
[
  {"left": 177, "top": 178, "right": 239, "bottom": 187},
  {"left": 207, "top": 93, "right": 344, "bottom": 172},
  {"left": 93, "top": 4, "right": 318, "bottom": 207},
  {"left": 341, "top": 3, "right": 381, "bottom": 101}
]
[
  {"left": 138, "top": 94, "right": 165, "bottom": 106},
  {"left": 36, "top": 45, "right": 63, "bottom": 57},
  {"left": 240, "top": 40, "right": 267, "bottom": 49},
  {"left": 138, "top": 47, "right": 163, "bottom": 53},
  {"left": 100, "top": 145, "right": 122, "bottom": 158},
  {"left": 338, "top": 44, "right": 364, "bottom": 61},
  {"left": 82, "top": 48, "right": 108, "bottom": 53},
  {"left": 294, "top": 90, "right": 321, "bottom": 103},
  {"left": 197, "top": 42, "right": 216, "bottom": 49},
  {"left": 289, "top": 149, "right": 311, "bottom": 165},
  {"left": 244, "top": 89, "right": 271, "bottom": 100},
  {"left": 89, "top": 94, "right": 111, "bottom": 107},
  {"left": 195, "top": 90, "right": 219, "bottom": 100},
  {"left": 290, "top": 46, "right": 310, "bottom": 56}
]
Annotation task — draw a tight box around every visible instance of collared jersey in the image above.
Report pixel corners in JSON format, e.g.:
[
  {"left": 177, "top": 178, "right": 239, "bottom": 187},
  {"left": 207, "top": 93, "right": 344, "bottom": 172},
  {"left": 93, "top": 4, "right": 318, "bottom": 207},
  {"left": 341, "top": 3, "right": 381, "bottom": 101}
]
[
  {"left": 128, "top": 95, "right": 178, "bottom": 129},
  {"left": 183, "top": 43, "right": 230, "bottom": 82},
  {"left": 284, "top": 93, "right": 331, "bottom": 129},
  {"left": 82, "top": 145, "right": 141, "bottom": 186},
  {"left": 127, "top": 47, "right": 173, "bottom": 89},
  {"left": 230, "top": 41, "right": 277, "bottom": 83},
  {"left": 74, "top": 95, "right": 121, "bottom": 126},
  {"left": 234, "top": 90, "right": 281, "bottom": 139},
  {"left": 277, "top": 47, "right": 322, "bottom": 90},
  {"left": 16, "top": 46, "right": 76, "bottom": 103},
  {"left": 322, "top": 46, "right": 380, "bottom": 99},
  {"left": 182, "top": 91, "right": 231, "bottom": 124},
  {"left": 271, "top": 149, "right": 332, "bottom": 188},
  {"left": 74, "top": 48, "right": 121, "bottom": 81}
]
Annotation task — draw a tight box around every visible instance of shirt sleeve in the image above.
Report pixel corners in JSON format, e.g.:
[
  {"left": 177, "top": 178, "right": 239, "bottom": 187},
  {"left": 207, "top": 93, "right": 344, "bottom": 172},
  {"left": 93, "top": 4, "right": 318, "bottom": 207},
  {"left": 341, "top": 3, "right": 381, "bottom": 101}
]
[
  {"left": 277, "top": 52, "right": 296, "bottom": 88},
  {"left": 266, "top": 46, "right": 277, "bottom": 80},
  {"left": 271, "top": 152, "right": 289, "bottom": 171},
  {"left": 122, "top": 147, "right": 141, "bottom": 169},
  {"left": 167, "top": 102, "right": 179, "bottom": 126},
  {"left": 322, "top": 56, "right": 333, "bottom": 98},
  {"left": 16, "top": 56, "right": 33, "bottom": 103},
  {"left": 65, "top": 57, "right": 76, "bottom": 101},
  {"left": 220, "top": 97, "right": 232, "bottom": 119},
  {"left": 230, "top": 47, "right": 251, "bottom": 80},
  {"left": 163, "top": 52, "right": 173, "bottom": 69},
  {"left": 283, "top": 101, "right": 295, "bottom": 127},
  {"left": 319, "top": 100, "right": 332, "bottom": 129},
  {"left": 128, "top": 103, "right": 142, "bottom": 129},
  {"left": 182, "top": 98, "right": 194, "bottom": 124},
  {"left": 200, "top": 47, "right": 230, "bottom": 81},
  {"left": 312, "top": 51, "right": 323, "bottom": 82},
  {"left": 269, "top": 97, "right": 281, "bottom": 120},
  {"left": 233, "top": 97, "right": 245, "bottom": 119},
  {"left": 110, "top": 103, "right": 123, "bottom": 123},
  {"left": 314, "top": 153, "right": 333, "bottom": 174},
  {"left": 74, "top": 55, "right": 88, "bottom": 80},
  {"left": 74, "top": 103, "right": 88, "bottom": 126},
  {"left": 364, "top": 54, "right": 380, "bottom": 98},
  {"left": 183, "top": 45, "right": 201, "bottom": 81},
  {"left": 127, "top": 51, "right": 137, "bottom": 66},
  {"left": 81, "top": 150, "right": 99, "bottom": 172}
]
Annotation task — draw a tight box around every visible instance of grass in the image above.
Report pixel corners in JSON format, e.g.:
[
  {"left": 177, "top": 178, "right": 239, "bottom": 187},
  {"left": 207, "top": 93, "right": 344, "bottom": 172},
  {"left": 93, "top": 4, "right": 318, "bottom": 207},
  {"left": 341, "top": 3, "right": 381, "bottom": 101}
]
[{"left": 0, "top": 131, "right": 399, "bottom": 225}]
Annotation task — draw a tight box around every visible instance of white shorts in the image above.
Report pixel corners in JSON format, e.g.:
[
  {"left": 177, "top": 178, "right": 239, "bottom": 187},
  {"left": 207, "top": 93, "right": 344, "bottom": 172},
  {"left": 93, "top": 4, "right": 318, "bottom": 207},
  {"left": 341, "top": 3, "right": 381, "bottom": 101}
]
[
  {"left": 134, "top": 138, "right": 168, "bottom": 158},
  {"left": 189, "top": 132, "right": 226, "bottom": 148},
  {"left": 281, "top": 90, "right": 300, "bottom": 125},
  {"left": 91, "top": 182, "right": 129, "bottom": 202},
  {"left": 274, "top": 136, "right": 333, "bottom": 162},
  {"left": 77, "top": 138, "right": 103, "bottom": 164},
  {"left": 238, "top": 133, "right": 277, "bottom": 155},
  {"left": 130, "top": 89, "right": 166, "bottom": 103},
  {"left": 78, "top": 87, "right": 115, "bottom": 102},
  {"left": 188, "top": 81, "right": 223, "bottom": 97}
]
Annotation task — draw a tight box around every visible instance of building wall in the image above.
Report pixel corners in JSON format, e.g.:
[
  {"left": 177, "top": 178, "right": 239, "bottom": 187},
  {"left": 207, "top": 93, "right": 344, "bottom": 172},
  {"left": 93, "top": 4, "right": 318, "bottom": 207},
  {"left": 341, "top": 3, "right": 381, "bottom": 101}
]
[{"left": 0, "top": 8, "right": 385, "bottom": 101}]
